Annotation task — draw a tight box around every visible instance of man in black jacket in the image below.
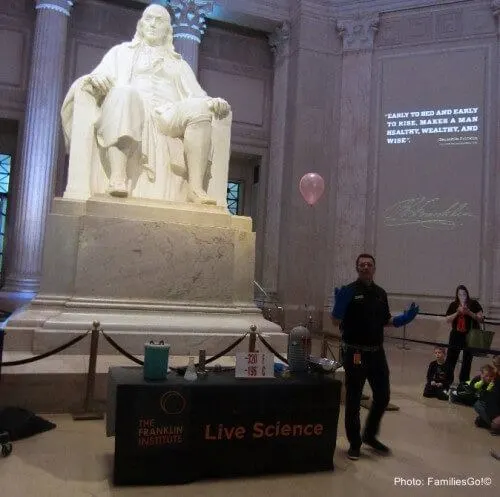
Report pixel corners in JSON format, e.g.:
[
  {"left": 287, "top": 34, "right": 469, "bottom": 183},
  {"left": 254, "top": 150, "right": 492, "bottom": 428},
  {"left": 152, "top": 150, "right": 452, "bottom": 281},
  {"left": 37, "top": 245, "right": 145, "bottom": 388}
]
[{"left": 331, "top": 253, "right": 419, "bottom": 460}]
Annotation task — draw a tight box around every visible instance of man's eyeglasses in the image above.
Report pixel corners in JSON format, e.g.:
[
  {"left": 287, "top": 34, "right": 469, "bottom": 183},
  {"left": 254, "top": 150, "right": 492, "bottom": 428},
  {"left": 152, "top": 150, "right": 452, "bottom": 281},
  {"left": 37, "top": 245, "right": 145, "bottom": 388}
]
[{"left": 357, "top": 262, "right": 374, "bottom": 268}]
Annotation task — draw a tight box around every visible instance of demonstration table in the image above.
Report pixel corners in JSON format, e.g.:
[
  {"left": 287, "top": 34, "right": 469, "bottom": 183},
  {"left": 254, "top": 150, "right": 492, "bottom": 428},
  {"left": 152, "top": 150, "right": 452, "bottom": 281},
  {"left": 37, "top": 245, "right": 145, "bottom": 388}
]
[{"left": 107, "top": 366, "right": 341, "bottom": 485}]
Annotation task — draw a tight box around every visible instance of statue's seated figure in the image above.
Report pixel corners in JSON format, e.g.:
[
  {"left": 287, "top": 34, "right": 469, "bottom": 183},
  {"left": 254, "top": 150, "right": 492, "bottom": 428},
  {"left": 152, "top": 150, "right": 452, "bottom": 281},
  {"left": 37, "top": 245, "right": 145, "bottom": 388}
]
[{"left": 61, "top": 4, "right": 232, "bottom": 206}]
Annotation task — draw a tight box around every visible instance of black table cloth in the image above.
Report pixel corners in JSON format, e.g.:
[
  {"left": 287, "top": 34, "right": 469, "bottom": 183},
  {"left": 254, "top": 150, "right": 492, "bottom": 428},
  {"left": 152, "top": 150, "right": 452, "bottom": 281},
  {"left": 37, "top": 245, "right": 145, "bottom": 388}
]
[{"left": 107, "top": 366, "right": 341, "bottom": 485}]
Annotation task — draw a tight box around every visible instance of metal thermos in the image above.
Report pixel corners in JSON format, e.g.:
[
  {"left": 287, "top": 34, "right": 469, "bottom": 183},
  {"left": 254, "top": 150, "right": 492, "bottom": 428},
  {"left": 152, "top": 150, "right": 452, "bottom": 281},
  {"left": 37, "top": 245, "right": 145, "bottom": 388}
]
[{"left": 288, "top": 326, "right": 311, "bottom": 373}]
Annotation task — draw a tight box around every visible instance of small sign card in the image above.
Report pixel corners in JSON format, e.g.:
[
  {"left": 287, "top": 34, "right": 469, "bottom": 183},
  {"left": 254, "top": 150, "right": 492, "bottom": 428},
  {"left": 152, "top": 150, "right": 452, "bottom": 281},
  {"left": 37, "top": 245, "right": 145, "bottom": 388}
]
[{"left": 235, "top": 352, "right": 274, "bottom": 378}]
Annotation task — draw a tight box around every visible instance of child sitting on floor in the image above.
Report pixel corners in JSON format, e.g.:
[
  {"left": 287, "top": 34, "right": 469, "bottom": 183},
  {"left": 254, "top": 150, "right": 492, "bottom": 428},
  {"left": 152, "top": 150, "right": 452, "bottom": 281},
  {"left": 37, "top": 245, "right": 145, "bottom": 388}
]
[
  {"left": 450, "top": 364, "right": 495, "bottom": 406},
  {"left": 475, "top": 357, "right": 500, "bottom": 434},
  {"left": 423, "top": 347, "right": 452, "bottom": 401}
]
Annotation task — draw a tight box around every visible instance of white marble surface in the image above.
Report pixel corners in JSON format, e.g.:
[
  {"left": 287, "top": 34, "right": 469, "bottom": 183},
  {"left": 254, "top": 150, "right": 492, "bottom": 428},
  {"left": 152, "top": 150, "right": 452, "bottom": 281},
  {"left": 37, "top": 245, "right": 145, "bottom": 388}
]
[
  {"left": 38, "top": 197, "right": 253, "bottom": 303},
  {"left": 75, "top": 216, "right": 235, "bottom": 302},
  {"left": 51, "top": 195, "right": 247, "bottom": 226},
  {"left": 5, "top": 195, "right": 281, "bottom": 356},
  {"left": 4, "top": 306, "right": 286, "bottom": 355}
]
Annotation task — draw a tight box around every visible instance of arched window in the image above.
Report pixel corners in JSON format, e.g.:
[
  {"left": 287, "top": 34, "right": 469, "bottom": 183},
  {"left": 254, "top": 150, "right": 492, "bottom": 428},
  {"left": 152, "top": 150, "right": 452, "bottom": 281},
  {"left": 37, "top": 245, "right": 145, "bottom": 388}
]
[
  {"left": 226, "top": 181, "right": 242, "bottom": 215},
  {"left": 0, "top": 153, "right": 11, "bottom": 273}
]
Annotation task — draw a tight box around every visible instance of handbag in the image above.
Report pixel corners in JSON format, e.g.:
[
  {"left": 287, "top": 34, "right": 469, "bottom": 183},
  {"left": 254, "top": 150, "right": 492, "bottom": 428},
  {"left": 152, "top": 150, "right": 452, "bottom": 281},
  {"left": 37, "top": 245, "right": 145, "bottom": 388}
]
[{"left": 466, "top": 323, "right": 494, "bottom": 352}]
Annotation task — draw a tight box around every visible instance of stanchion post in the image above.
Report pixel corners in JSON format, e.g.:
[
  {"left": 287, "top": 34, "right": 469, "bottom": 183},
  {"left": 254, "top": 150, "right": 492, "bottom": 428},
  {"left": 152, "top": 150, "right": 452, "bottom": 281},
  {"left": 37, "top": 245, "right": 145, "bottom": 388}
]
[
  {"left": 249, "top": 325, "right": 257, "bottom": 352},
  {"left": 73, "top": 321, "right": 105, "bottom": 421},
  {"left": 398, "top": 324, "right": 411, "bottom": 351},
  {"left": 277, "top": 305, "right": 285, "bottom": 331},
  {"left": 0, "top": 327, "right": 4, "bottom": 381}
]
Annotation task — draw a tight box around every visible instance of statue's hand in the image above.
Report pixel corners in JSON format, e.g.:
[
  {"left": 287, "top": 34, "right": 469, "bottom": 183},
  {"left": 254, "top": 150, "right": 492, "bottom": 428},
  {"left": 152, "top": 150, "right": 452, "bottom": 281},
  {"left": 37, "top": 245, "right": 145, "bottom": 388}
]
[
  {"left": 208, "top": 98, "right": 231, "bottom": 120},
  {"left": 87, "top": 74, "right": 114, "bottom": 97}
]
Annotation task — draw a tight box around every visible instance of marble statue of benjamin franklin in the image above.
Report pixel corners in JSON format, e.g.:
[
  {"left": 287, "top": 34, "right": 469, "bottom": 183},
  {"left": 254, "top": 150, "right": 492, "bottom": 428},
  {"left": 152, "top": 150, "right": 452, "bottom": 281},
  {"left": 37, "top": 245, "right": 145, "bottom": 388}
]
[{"left": 61, "top": 4, "right": 231, "bottom": 205}]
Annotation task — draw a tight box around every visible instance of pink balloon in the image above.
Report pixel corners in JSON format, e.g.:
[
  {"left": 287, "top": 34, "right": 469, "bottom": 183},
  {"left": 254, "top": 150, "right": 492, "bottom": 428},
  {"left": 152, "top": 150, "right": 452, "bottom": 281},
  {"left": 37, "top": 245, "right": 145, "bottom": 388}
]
[{"left": 299, "top": 173, "right": 325, "bottom": 206}]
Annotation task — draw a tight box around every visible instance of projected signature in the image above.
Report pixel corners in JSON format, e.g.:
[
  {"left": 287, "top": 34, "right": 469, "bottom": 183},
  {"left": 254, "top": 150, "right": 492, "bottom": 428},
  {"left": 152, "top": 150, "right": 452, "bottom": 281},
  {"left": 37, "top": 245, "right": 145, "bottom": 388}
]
[{"left": 384, "top": 196, "right": 476, "bottom": 229}]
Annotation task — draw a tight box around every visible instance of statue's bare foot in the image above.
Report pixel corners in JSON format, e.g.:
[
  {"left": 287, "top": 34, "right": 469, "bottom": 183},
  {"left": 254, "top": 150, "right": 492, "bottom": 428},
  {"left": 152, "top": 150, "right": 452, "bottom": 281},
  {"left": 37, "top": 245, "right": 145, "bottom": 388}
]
[
  {"left": 187, "top": 186, "right": 217, "bottom": 205},
  {"left": 107, "top": 182, "right": 128, "bottom": 198}
]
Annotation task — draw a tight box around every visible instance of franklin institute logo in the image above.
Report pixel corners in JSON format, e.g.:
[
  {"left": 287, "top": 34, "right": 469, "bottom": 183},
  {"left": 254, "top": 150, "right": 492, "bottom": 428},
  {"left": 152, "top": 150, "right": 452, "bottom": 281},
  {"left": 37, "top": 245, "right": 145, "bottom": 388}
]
[{"left": 160, "top": 391, "right": 186, "bottom": 415}]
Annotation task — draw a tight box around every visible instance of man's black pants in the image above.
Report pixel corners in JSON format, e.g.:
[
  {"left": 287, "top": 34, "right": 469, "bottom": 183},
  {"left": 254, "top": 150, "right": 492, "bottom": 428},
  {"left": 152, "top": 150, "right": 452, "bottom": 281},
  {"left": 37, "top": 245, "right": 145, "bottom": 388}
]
[{"left": 343, "top": 347, "right": 390, "bottom": 449}]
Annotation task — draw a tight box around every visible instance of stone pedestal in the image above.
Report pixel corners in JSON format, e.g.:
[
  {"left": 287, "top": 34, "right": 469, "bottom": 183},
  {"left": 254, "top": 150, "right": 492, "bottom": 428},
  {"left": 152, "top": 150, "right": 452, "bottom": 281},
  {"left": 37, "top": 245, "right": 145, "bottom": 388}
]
[{"left": 4, "top": 196, "right": 285, "bottom": 355}]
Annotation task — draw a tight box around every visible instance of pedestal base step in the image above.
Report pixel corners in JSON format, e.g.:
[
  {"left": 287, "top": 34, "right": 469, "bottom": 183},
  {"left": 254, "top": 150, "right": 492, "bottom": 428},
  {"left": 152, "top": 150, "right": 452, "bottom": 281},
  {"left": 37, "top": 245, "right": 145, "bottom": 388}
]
[{"left": 4, "top": 306, "right": 287, "bottom": 355}]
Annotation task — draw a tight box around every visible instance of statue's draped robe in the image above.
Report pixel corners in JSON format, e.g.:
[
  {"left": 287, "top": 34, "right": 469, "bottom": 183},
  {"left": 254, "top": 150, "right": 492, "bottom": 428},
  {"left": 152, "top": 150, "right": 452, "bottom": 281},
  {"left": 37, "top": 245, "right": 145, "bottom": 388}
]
[{"left": 61, "top": 41, "right": 211, "bottom": 201}]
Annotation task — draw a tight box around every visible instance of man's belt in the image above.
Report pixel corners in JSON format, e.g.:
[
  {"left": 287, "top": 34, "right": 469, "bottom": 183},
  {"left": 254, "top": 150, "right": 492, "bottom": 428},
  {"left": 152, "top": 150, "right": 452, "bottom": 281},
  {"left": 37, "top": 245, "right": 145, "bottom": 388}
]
[{"left": 341, "top": 342, "right": 382, "bottom": 352}]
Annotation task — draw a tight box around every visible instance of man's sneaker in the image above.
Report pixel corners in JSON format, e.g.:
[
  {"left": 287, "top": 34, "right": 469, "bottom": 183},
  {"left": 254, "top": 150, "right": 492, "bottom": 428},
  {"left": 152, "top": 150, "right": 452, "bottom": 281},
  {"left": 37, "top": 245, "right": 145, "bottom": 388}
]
[
  {"left": 347, "top": 446, "right": 360, "bottom": 460},
  {"left": 362, "top": 437, "right": 391, "bottom": 455},
  {"left": 475, "top": 416, "right": 490, "bottom": 429}
]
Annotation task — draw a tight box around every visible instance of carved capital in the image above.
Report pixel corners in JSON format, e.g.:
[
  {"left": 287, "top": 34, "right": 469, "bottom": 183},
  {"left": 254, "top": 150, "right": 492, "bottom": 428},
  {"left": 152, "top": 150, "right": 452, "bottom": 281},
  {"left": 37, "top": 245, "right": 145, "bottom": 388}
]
[
  {"left": 36, "top": 0, "right": 74, "bottom": 17},
  {"left": 491, "top": 0, "right": 500, "bottom": 35},
  {"left": 492, "top": 0, "right": 500, "bottom": 17},
  {"left": 337, "top": 14, "right": 379, "bottom": 52},
  {"left": 169, "top": 0, "right": 213, "bottom": 44},
  {"left": 268, "top": 22, "right": 290, "bottom": 59}
]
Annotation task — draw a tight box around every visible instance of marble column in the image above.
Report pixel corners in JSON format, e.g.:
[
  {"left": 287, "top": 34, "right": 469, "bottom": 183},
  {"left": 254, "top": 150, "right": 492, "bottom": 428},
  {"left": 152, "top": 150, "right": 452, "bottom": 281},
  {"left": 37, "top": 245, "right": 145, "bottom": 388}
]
[
  {"left": 275, "top": 1, "right": 341, "bottom": 328},
  {"left": 493, "top": 0, "right": 500, "bottom": 32},
  {"left": 3, "top": 0, "right": 74, "bottom": 293},
  {"left": 331, "top": 14, "right": 379, "bottom": 288},
  {"left": 168, "top": 0, "right": 213, "bottom": 74},
  {"left": 261, "top": 22, "right": 290, "bottom": 295},
  {"left": 491, "top": 0, "right": 500, "bottom": 317}
]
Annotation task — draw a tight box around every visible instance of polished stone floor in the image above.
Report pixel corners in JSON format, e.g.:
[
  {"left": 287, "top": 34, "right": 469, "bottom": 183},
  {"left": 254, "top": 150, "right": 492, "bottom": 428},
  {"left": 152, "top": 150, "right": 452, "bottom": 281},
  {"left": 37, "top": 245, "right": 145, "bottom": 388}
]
[{"left": 0, "top": 341, "right": 498, "bottom": 497}]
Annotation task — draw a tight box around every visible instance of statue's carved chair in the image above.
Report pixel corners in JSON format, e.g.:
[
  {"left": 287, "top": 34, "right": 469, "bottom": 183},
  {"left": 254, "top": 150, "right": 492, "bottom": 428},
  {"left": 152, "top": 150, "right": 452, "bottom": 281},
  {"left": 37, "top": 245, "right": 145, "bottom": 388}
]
[{"left": 61, "top": 77, "right": 232, "bottom": 207}]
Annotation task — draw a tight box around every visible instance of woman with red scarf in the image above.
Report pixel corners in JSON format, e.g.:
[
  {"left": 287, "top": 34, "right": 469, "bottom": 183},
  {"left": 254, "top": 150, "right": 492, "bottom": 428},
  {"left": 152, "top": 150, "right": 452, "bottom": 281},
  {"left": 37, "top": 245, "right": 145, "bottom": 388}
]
[{"left": 445, "top": 285, "right": 484, "bottom": 384}]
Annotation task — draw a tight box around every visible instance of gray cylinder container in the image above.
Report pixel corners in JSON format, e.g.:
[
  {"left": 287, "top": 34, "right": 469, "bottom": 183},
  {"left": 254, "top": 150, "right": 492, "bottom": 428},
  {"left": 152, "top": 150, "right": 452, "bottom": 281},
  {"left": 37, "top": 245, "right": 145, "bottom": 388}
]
[{"left": 288, "top": 325, "right": 311, "bottom": 373}]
